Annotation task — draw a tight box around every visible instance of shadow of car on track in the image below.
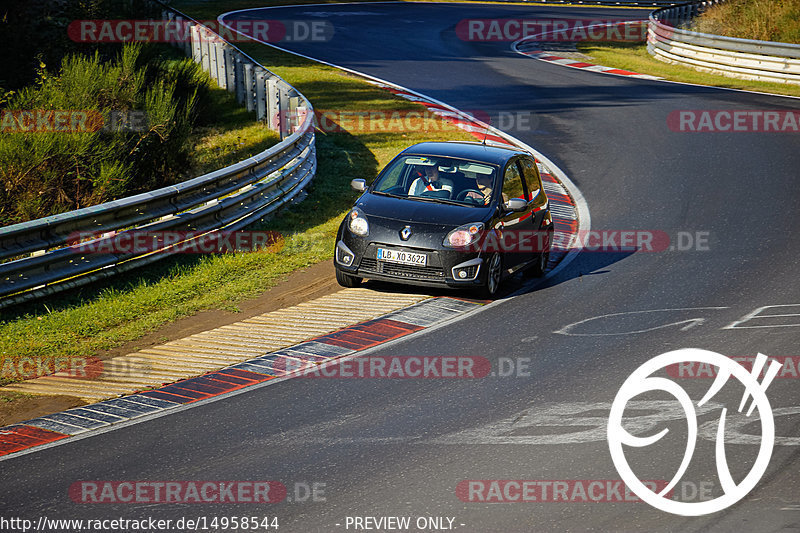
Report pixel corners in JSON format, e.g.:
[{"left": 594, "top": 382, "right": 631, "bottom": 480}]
[
  {"left": 537, "top": 249, "right": 635, "bottom": 291},
  {"left": 359, "top": 249, "right": 635, "bottom": 304}
]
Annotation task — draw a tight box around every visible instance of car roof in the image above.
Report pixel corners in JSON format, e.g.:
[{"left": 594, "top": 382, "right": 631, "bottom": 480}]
[{"left": 400, "top": 141, "right": 529, "bottom": 166}]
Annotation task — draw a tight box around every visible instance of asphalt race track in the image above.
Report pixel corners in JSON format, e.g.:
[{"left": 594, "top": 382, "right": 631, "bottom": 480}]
[{"left": 3, "top": 3, "right": 800, "bottom": 532}]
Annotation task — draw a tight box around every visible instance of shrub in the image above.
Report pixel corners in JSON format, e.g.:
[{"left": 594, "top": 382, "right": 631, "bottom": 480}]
[{"left": 0, "top": 44, "right": 211, "bottom": 225}]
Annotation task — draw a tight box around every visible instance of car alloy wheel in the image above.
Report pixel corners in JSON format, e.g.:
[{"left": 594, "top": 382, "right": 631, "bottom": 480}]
[{"left": 485, "top": 252, "right": 501, "bottom": 296}]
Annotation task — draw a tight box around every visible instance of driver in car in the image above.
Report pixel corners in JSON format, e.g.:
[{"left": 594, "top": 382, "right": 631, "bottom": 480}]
[
  {"left": 465, "top": 174, "right": 502, "bottom": 205},
  {"left": 409, "top": 163, "right": 454, "bottom": 197}
]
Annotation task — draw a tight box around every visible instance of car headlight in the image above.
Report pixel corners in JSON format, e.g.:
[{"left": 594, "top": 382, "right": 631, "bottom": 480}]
[
  {"left": 444, "top": 222, "right": 484, "bottom": 248},
  {"left": 348, "top": 208, "right": 369, "bottom": 237}
]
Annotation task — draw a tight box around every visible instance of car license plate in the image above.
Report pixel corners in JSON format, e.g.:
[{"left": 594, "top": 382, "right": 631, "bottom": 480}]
[{"left": 377, "top": 248, "right": 427, "bottom": 266}]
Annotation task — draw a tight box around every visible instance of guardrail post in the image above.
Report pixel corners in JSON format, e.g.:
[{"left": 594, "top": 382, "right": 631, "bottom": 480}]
[
  {"left": 295, "top": 104, "right": 309, "bottom": 134},
  {"left": 183, "top": 20, "right": 192, "bottom": 57},
  {"left": 216, "top": 44, "right": 228, "bottom": 90},
  {"left": 161, "top": 11, "right": 174, "bottom": 49},
  {"left": 267, "top": 78, "right": 280, "bottom": 132},
  {"left": 279, "top": 88, "right": 290, "bottom": 140},
  {"left": 190, "top": 24, "right": 202, "bottom": 64},
  {"left": 244, "top": 63, "right": 255, "bottom": 112},
  {"left": 288, "top": 96, "right": 299, "bottom": 134},
  {"left": 200, "top": 29, "right": 211, "bottom": 72},
  {"left": 199, "top": 27, "right": 207, "bottom": 69},
  {"left": 235, "top": 57, "right": 245, "bottom": 104},
  {"left": 224, "top": 47, "right": 236, "bottom": 93},
  {"left": 255, "top": 69, "right": 267, "bottom": 121},
  {"left": 171, "top": 15, "right": 182, "bottom": 50},
  {"left": 208, "top": 39, "right": 219, "bottom": 84}
]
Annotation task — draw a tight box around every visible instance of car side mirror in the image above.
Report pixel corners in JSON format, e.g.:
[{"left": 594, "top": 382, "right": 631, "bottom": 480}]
[
  {"left": 504, "top": 198, "right": 527, "bottom": 212},
  {"left": 351, "top": 179, "right": 367, "bottom": 192}
]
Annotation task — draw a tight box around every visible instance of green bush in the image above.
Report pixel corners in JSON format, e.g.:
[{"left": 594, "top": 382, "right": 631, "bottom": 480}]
[{"left": 0, "top": 45, "right": 212, "bottom": 225}]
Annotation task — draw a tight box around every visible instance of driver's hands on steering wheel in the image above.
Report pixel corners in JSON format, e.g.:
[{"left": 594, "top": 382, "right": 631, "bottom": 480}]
[{"left": 465, "top": 191, "right": 483, "bottom": 200}]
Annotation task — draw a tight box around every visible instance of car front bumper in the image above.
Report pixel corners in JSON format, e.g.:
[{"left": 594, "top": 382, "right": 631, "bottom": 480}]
[{"left": 335, "top": 238, "right": 487, "bottom": 289}]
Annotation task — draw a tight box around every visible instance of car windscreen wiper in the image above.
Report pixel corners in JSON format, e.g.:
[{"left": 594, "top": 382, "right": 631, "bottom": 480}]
[
  {"left": 410, "top": 196, "right": 470, "bottom": 207},
  {"left": 372, "top": 190, "right": 406, "bottom": 199},
  {"left": 374, "top": 190, "right": 471, "bottom": 207}
]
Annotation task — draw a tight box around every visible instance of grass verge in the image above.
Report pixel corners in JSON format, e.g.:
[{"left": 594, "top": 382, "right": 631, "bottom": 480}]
[
  {"left": 0, "top": 5, "right": 475, "bottom": 388},
  {"left": 576, "top": 42, "right": 800, "bottom": 98},
  {"left": 190, "top": 85, "right": 281, "bottom": 175}
]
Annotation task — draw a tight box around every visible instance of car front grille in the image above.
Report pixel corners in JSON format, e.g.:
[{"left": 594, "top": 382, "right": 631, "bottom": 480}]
[{"left": 359, "top": 258, "right": 446, "bottom": 281}]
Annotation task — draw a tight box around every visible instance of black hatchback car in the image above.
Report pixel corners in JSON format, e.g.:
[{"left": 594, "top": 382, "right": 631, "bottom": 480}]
[{"left": 334, "top": 141, "right": 554, "bottom": 297}]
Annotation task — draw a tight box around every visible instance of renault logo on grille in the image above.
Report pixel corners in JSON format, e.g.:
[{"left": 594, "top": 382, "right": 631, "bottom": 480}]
[{"left": 400, "top": 226, "right": 412, "bottom": 240}]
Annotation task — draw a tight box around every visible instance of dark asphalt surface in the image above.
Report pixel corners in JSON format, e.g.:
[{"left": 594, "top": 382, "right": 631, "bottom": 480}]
[{"left": 3, "top": 3, "right": 800, "bottom": 532}]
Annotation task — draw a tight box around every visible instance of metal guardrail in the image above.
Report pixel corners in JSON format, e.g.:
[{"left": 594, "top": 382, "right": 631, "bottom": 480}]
[
  {"left": 648, "top": 1, "right": 800, "bottom": 85},
  {"left": 496, "top": 0, "right": 682, "bottom": 5},
  {"left": 0, "top": 4, "right": 316, "bottom": 310}
]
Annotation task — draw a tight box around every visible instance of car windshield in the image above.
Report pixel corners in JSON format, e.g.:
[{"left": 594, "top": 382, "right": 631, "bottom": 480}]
[{"left": 371, "top": 155, "right": 498, "bottom": 207}]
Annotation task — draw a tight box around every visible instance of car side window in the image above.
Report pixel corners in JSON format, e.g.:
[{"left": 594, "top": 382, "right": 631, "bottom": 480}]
[
  {"left": 502, "top": 161, "right": 525, "bottom": 203},
  {"left": 519, "top": 158, "right": 545, "bottom": 206},
  {"left": 372, "top": 158, "right": 409, "bottom": 193},
  {"left": 381, "top": 163, "right": 406, "bottom": 190}
]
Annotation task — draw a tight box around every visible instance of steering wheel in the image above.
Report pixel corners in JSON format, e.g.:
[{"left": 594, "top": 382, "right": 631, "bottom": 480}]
[{"left": 456, "top": 189, "right": 483, "bottom": 201}]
